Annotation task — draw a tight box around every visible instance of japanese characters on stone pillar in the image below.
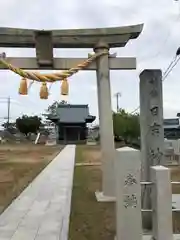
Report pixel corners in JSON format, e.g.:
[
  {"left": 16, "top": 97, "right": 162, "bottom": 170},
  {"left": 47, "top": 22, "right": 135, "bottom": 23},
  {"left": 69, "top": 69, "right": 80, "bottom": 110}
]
[
  {"left": 139, "top": 69, "right": 164, "bottom": 228},
  {"left": 115, "top": 147, "right": 142, "bottom": 240}
]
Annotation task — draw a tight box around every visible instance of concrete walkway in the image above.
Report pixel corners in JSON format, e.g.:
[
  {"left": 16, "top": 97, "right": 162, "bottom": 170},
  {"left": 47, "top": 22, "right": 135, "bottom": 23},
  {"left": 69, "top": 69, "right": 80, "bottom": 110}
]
[{"left": 0, "top": 145, "right": 76, "bottom": 240}]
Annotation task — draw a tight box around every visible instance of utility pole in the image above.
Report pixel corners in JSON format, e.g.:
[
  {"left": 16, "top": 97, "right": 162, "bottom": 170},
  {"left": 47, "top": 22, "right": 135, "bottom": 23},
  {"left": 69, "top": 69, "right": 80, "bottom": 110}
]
[
  {"left": 7, "top": 96, "right": 10, "bottom": 127},
  {"left": 114, "top": 92, "right": 121, "bottom": 112},
  {"left": 0, "top": 96, "right": 11, "bottom": 127},
  {"left": 173, "top": 0, "right": 180, "bottom": 15}
]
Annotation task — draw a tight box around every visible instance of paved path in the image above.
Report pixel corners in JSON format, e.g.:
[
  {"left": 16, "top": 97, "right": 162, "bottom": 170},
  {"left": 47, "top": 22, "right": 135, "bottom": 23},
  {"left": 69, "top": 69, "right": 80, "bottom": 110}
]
[{"left": 0, "top": 145, "right": 76, "bottom": 240}]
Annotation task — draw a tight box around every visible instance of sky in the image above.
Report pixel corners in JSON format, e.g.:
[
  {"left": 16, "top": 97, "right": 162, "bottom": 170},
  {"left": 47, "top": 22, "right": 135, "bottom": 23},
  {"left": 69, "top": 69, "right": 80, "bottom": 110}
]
[{"left": 0, "top": 0, "right": 180, "bottom": 125}]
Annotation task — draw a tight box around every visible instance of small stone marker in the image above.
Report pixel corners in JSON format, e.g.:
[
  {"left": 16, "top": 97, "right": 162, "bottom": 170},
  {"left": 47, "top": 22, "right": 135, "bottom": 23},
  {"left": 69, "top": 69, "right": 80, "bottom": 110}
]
[
  {"left": 151, "top": 166, "right": 173, "bottom": 240},
  {"left": 115, "top": 147, "right": 142, "bottom": 240}
]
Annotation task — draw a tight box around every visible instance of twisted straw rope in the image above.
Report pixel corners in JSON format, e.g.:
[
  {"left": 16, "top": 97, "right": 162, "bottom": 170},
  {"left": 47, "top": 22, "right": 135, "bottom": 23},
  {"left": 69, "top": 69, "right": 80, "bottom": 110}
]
[{"left": 0, "top": 51, "right": 108, "bottom": 82}]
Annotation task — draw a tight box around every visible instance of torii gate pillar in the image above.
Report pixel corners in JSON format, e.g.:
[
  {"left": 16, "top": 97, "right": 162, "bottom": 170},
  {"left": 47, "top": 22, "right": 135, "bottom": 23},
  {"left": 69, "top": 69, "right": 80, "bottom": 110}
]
[{"left": 94, "top": 42, "right": 115, "bottom": 198}]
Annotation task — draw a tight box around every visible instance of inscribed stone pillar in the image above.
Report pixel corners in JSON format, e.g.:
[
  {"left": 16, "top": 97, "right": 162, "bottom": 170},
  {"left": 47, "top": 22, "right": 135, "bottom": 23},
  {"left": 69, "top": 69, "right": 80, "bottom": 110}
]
[
  {"left": 94, "top": 43, "right": 115, "bottom": 197},
  {"left": 151, "top": 166, "right": 173, "bottom": 240},
  {"left": 139, "top": 69, "right": 164, "bottom": 229},
  {"left": 115, "top": 147, "right": 142, "bottom": 240}
]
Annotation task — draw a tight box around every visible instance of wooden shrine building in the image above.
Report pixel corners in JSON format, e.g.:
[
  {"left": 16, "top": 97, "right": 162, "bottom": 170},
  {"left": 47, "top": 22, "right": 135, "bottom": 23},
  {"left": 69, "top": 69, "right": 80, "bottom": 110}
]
[{"left": 47, "top": 104, "right": 96, "bottom": 144}]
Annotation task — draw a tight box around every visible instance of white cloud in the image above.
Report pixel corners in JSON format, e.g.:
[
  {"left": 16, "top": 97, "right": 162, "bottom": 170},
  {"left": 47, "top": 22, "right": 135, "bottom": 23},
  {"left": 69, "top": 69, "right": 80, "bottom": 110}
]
[{"left": 0, "top": 0, "right": 180, "bottom": 122}]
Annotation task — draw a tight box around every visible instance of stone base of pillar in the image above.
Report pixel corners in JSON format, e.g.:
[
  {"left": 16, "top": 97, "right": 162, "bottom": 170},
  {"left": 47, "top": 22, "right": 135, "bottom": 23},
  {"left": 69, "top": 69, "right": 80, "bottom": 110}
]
[{"left": 95, "top": 191, "right": 116, "bottom": 202}]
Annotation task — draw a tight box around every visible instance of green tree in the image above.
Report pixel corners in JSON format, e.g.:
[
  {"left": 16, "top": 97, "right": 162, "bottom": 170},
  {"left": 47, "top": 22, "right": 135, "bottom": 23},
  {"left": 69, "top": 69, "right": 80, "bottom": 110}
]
[
  {"left": 113, "top": 111, "right": 127, "bottom": 139},
  {"left": 47, "top": 100, "right": 68, "bottom": 115},
  {"left": 16, "top": 115, "right": 42, "bottom": 138},
  {"left": 113, "top": 108, "right": 140, "bottom": 142},
  {"left": 47, "top": 101, "right": 58, "bottom": 115}
]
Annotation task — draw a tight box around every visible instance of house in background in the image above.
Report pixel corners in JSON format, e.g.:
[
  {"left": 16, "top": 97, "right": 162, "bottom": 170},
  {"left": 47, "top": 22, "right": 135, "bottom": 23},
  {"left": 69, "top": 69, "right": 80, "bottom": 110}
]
[
  {"left": 163, "top": 118, "right": 180, "bottom": 139},
  {"left": 47, "top": 104, "right": 96, "bottom": 144}
]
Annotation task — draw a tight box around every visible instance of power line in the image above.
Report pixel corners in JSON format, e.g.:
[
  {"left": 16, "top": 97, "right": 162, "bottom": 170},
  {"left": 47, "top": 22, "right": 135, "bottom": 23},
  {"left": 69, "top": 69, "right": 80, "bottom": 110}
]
[
  {"left": 0, "top": 96, "right": 11, "bottom": 124},
  {"left": 162, "top": 56, "right": 177, "bottom": 79},
  {"left": 130, "top": 106, "right": 141, "bottom": 115},
  {"left": 7, "top": 96, "right": 10, "bottom": 127},
  {"left": 138, "top": 14, "right": 180, "bottom": 62},
  {"left": 0, "top": 96, "right": 43, "bottom": 117},
  {"left": 162, "top": 56, "right": 180, "bottom": 82},
  {"left": 0, "top": 97, "right": 36, "bottom": 122}
]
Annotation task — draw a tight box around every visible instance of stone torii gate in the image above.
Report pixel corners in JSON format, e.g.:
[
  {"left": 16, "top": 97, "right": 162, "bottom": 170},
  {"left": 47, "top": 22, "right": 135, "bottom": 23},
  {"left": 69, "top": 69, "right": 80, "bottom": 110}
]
[{"left": 0, "top": 24, "right": 143, "bottom": 198}]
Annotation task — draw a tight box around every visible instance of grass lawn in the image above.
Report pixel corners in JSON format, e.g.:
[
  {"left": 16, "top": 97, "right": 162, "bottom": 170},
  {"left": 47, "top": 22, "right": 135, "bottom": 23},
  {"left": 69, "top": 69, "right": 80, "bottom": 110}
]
[
  {"left": 70, "top": 145, "right": 180, "bottom": 238},
  {"left": 0, "top": 144, "right": 62, "bottom": 213}
]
